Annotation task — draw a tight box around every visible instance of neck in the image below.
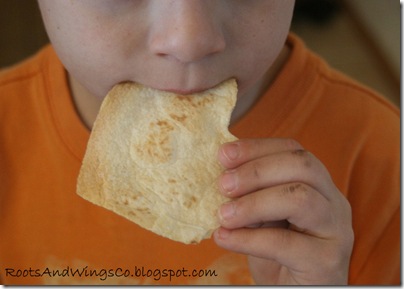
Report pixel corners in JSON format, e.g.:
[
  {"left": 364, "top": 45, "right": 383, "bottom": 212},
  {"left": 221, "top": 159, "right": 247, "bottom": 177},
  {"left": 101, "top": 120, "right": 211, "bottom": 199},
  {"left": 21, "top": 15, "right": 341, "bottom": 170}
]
[{"left": 68, "top": 75, "right": 102, "bottom": 130}]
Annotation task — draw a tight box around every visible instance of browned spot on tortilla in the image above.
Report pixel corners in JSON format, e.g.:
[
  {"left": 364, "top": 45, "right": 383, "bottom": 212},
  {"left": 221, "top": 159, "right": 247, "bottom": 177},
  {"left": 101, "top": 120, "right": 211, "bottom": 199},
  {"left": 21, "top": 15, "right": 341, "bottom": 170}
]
[
  {"left": 169, "top": 113, "right": 187, "bottom": 123},
  {"left": 196, "top": 95, "right": 214, "bottom": 107}
]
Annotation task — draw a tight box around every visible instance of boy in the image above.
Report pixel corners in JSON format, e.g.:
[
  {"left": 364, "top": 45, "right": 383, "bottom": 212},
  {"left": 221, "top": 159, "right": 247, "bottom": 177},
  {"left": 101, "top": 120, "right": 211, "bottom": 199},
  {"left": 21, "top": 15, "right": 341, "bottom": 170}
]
[{"left": 0, "top": 0, "right": 399, "bottom": 285}]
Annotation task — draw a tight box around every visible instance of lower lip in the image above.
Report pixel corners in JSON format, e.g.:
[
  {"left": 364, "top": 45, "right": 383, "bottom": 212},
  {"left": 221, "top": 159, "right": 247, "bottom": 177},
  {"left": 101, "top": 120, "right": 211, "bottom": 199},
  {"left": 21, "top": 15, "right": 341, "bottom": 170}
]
[{"left": 161, "top": 88, "right": 212, "bottom": 95}]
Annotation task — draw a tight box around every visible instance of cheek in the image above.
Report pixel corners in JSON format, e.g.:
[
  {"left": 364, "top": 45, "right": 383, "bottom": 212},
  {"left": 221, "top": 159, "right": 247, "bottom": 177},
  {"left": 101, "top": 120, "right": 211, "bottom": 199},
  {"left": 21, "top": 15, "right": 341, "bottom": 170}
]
[
  {"left": 63, "top": 31, "right": 125, "bottom": 96},
  {"left": 68, "top": 44, "right": 123, "bottom": 95},
  {"left": 42, "top": 6, "right": 130, "bottom": 99},
  {"left": 233, "top": 35, "right": 285, "bottom": 96},
  {"left": 232, "top": 5, "right": 293, "bottom": 93},
  {"left": 65, "top": 26, "right": 150, "bottom": 99}
]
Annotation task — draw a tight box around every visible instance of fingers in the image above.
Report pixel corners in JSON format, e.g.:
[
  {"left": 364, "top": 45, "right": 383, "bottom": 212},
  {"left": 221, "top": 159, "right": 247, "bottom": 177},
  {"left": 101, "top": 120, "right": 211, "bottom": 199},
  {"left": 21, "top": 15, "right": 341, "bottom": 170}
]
[
  {"left": 218, "top": 141, "right": 334, "bottom": 200},
  {"left": 214, "top": 227, "right": 316, "bottom": 269},
  {"left": 218, "top": 183, "right": 333, "bottom": 237},
  {"left": 215, "top": 138, "right": 354, "bottom": 284},
  {"left": 213, "top": 227, "right": 351, "bottom": 284},
  {"left": 214, "top": 189, "right": 353, "bottom": 284},
  {"left": 216, "top": 138, "right": 341, "bottom": 236},
  {"left": 218, "top": 138, "right": 303, "bottom": 169}
]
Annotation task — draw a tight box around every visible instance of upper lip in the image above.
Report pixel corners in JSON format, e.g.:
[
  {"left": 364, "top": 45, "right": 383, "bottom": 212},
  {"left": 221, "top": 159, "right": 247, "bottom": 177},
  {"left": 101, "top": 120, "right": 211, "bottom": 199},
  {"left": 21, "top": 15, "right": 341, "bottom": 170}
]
[{"left": 160, "top": 87, "right": 213, "bottom": 95}]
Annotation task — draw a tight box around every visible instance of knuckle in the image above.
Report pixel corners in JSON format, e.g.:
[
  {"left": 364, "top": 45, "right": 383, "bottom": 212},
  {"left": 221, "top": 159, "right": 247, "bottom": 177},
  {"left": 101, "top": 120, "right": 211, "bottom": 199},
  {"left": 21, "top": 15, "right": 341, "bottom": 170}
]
[
  {"left": 319, "top": 244, "right": 350, "bottom": 275},
  {"left": 246, "top": 159, "right": 265, "bottom": 182},
  {"left": 291, "top": 148, "right": 313, "bottom": 168},
  {"left": 285, "top": 183, "right": 312, "bottom": 209},
  {"left": 282, "top": 183, "right": 308, "bottom": 195},
  {"left": 290, "top": 150, "right": 333, "bottom": 183},
  {"left": 284, "top": 183, "right": 331, "bottom": 228},
  {"left": 344, "top": 226, "right": 355, "bottom": 250},
  {"left": 285, "top": 138, "right": 304, "bottom": 151},
  {"left": 338, "top": 197, "right": 355, "bottom": 244},
  {"left": 341, "top": 196, "right": 353, "bottom": 221}
]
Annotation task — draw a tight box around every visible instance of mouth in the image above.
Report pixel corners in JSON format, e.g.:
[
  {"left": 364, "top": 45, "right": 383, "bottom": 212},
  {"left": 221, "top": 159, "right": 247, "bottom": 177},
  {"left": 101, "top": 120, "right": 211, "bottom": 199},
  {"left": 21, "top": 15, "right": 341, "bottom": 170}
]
[
  {"left": 115, "top": 78, "right": 238, "bottom": 96},
  {"left": 153, "top": 78, "right": 238, "bottom": 95},
  {"left": 159, "top": 87, "right": 212, "bottom": 95}
]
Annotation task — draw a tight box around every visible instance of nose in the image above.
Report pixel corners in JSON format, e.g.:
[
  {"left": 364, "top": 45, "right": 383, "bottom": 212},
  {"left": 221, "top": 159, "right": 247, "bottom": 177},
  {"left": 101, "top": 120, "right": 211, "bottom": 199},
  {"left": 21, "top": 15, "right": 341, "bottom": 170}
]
[{"left": 148, "top": 0, "right": 226, "bottom": 63}]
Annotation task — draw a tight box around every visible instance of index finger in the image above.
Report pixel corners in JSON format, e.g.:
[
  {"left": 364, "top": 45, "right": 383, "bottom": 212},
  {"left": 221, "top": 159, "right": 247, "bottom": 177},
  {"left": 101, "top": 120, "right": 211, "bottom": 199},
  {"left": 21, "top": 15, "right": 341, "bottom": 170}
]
[{"left": 218, "top": 138, "right": 304, "bottom": 169}]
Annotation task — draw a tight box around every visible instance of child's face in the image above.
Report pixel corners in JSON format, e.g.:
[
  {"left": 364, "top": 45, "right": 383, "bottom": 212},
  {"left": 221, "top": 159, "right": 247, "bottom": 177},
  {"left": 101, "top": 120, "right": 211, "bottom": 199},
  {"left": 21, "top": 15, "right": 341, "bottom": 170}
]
[{"left": 38, "top": 0, "right": 294, "bottom": 103}]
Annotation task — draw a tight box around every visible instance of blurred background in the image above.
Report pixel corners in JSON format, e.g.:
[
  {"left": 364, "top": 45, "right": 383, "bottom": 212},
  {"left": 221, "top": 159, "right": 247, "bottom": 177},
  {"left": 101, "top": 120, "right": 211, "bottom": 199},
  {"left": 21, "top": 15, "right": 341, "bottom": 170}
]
[{"left": 0, "top": 0, "right": 400, "bottom": 106}]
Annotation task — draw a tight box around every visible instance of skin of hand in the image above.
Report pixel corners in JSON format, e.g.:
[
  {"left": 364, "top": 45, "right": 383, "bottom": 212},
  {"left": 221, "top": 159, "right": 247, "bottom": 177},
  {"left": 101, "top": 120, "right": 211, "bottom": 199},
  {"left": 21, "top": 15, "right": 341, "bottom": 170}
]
[{"left": 214, "top": 138, "right": 354, "bottom": 285}]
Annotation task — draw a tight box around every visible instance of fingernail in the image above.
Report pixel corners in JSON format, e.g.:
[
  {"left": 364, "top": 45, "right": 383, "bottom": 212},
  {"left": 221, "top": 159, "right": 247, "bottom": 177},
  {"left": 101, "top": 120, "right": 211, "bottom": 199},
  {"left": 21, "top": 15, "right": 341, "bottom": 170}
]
[
  {"left": 220, "top": 170, "right": 238, "bottom": 194},
  {"left": 223, "top": 142, "right": 240, "bottom": 161},
  {"left": 219, "top": 201, "right": 236, "bottom": 222}
]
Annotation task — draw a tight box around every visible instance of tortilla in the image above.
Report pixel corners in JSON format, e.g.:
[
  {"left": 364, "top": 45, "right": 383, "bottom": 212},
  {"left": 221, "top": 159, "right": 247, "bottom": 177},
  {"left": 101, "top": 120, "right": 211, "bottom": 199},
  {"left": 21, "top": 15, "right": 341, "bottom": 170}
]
[{"left": 76, "top": 79, "right": 238, "bottom": 244}]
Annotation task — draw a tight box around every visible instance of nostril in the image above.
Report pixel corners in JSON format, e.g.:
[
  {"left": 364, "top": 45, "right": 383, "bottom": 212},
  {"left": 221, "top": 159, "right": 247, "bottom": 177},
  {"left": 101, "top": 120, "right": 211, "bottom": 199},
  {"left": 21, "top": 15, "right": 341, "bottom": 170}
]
[
  {"left": 155, "top": 52, "right": 167, "bottom": 58},
  {"left": 148, "top": 16, "right": 226, "bottom": 63},
  {"left": 150, "top": 31, "right": 226, "bottom": 64}
]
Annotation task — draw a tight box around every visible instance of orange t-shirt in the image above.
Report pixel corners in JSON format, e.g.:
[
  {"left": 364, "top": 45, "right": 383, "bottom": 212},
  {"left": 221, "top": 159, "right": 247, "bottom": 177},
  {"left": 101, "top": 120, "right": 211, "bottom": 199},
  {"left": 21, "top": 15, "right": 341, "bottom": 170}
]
[{"left": 0, "top": 34, "right": 400, "bottom": 285}]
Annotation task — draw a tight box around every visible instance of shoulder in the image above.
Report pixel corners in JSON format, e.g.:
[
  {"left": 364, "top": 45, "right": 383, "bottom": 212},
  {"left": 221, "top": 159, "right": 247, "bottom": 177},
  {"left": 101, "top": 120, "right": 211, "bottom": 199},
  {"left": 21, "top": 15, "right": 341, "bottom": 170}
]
[
  {"left": 308, "top": 49, "right": 399, "bottom": 161},
  {"left": 293, "top": 35, "right": 400, "bottom": 142},
  {"left": 288, "top": 33, "right": 399, "bottom": 120},
  {"left": 0, "top": 45, "right": 54, "bottom": 96},
  {"left": 281, "top": 35, "right": 399, "bottom": 189},
  {"left": 315, "top": 55, "right": 398, "bottom": 118}
]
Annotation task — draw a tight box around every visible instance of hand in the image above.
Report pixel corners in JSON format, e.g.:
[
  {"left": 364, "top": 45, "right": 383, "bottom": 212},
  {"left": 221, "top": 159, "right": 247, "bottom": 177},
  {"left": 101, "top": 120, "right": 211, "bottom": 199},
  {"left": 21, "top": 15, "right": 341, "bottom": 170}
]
[{"left": 213, "top": 138, "right": 354, "bottom": 285}]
